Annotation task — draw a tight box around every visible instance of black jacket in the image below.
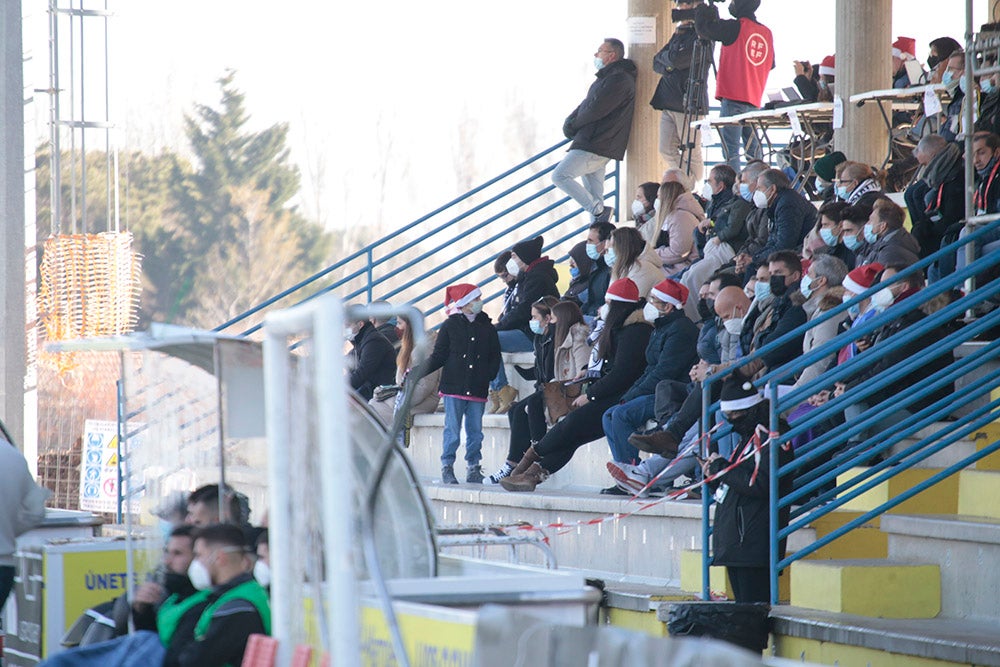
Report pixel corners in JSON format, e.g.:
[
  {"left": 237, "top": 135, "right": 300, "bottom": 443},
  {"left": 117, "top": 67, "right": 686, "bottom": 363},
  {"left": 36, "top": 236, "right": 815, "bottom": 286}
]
[
  {"left": 424, "top": 312, "right": 501, "bottom": 400},
  {"left": 174, "top": 574, "right": 266, "bottom": 667},
  {"left": 740, "top": 288, "right": 807, "bottom": 374},
  {"left": 581, "top": 259, "right": 611, "bottom": 317},
  {"left": 375, "top": 322, "right": 401, "bottom": 350},
  {"left": 706, "top": 189, "right": 752, "bottom": 251},
  {"left": 518, "top": 328, "right": 556, "bottom": 389},
  {"left": 497, "top": 258, "right": 559, "bottom": 337},
  {"left": 752, "top": 188, "right": 818, "bottom": 266},
  {"left": 650, "top": 24, "right": 709, "bottom": 114},
  {"left": 622, "top": 309, "right": 699, "bottom": 403},
  {"left": 904, "top": 144, "right": 965, "bottom": 257},
  {"left": 708, "top": 411, "right": 793, "bottom": 567},
  {"left": 563, "top": 59, "right": 638, "bottom": 161},
  {"left": 348, "top": 322, "right": 396, "bottom": 401},
  {"left": 586, "top": 312, "right": 653, "bottom": 402}
]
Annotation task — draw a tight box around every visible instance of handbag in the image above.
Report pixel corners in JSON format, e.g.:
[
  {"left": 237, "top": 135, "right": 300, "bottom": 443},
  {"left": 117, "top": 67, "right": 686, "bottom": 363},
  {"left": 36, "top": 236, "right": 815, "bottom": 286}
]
[{"left": 542, "top": 381, "right": 582, "bottom": 425}]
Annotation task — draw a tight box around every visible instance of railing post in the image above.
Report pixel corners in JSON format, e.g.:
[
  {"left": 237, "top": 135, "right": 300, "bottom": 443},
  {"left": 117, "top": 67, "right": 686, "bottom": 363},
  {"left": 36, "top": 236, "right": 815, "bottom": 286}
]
[
  {"left": 613, "top": 160, "right": 621, "bottom": 221},
  {"left": 769, "top": 383, "right": 780, "bottom": 605},
  {"left": 366, "top": 248, "right": 374, "bottom": 303}
]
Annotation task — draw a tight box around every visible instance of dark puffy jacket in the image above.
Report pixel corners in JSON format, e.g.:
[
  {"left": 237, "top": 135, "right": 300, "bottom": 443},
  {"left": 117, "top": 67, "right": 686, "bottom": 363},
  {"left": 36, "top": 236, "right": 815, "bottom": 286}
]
[
  {"left": 707, "top": 189, "right": 752, "bottom": 251},
  {"left": 650, "top": 24, "right": 709, "bottom": 114},
  {"left": 518, "top": 328, "right": 556, "bottom": 389},
  {"left": 586, "top": 311, "right": 653, "bottom": 402},
  {"left": 424, "top": 312, "right": 501, "bottom": 400},
  {"left": 739, "top": 288, "right": 807, "bottom": 375},
  {"left": 563, "top": 59, "right": 638, "bottom": 161},
  {"left": 751, "top": 188, "right": 818, "bottom": 266},
  {"left": 582, "top": 259, "right": 611, "bottom": 317},
  {"left": 621, "top": 309, "right": 700, "bottom": 403},
  {"left": 708, "top": 411, "right": 793, "bottom": 567},
  {"left": 497, "top": 258, "right": 559, "bottom": 337},
  {"left": 348, "top": 322, "right": 396, "bottom": 400}
]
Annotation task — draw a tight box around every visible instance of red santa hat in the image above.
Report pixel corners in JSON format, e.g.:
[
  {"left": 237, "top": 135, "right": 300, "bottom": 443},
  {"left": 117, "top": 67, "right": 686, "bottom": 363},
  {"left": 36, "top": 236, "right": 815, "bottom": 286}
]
[
  {"left": 893, "top": 37, "right": 916, "bottom": 60},
  {"left": 842, "top": 263, "right": 884, "bottom": 295},
  {"left": 444, "top": 283, "right": 482, "bottom": 314},
  {"left": 818, "top": 55, "right": 836, "bottom": 78},
  {"left": 650, "top": 279, "right": 689, "bottom": 309},
  {"left": 605, "top": 278, "right": 640, "bottom": 303}
]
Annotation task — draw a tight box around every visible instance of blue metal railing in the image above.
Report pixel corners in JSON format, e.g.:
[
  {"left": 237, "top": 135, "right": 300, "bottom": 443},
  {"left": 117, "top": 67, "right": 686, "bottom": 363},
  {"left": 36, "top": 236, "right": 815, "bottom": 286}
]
[
  {"left": 213, "top": 139, "right": 619, "bottom": 336},
  {"left": 698, "top": 217, "right": 1000, "bottom": 602}
]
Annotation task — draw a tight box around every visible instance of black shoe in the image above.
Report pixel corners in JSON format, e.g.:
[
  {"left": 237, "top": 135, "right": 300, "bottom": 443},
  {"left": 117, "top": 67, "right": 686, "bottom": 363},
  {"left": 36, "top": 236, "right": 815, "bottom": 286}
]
[
  {"left": 441, "top": 466, "right": 459, "bottom": 485},
  {"left": 466, "top": 465, "right": 484, "bottom": 484},
  {"left": 599, "top": 485, "right": 629, "bottom": 495},
  {"left": 594, "top": 206, "right": 613, "bottom": 223}
]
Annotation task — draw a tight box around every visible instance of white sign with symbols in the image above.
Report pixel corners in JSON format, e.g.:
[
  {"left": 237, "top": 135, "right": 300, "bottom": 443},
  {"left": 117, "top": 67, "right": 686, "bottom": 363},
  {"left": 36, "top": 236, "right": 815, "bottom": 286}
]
[
  {"left": 80, "top": 419, "right": 143, "bottom": 513},
  {"left": 628, "top": 17, "right": 657, "bottom": 45}
]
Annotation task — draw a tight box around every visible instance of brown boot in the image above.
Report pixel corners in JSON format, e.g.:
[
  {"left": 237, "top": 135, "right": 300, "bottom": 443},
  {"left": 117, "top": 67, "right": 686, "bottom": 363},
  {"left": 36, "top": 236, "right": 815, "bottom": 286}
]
[
  {"left": 494, "top": 385, "right": 519, "bottom": 414},
  {"left": 628, "top": 429, "right": 681, "bottom": 458},
  {"left": 499, "top": 462, "right": 549, "bottom": 492},
  {"left": 506, "top": 445, "right": 540, "bottom": 478}
]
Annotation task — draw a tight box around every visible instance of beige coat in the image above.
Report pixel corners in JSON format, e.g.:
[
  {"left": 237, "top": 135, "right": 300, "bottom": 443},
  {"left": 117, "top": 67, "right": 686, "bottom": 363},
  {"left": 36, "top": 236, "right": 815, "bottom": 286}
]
[
  {"left": 655, "top": 192, "right": 705, "bottom": 274},
  {"left": 553, "top": 323, "right": 592, "bottom": 381}
]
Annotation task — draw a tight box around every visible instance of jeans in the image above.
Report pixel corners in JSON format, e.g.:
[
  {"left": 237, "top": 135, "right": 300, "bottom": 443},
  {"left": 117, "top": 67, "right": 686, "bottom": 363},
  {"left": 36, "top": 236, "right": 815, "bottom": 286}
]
[
  {"left": 602, "top": 394, "right": 656, "bottom": 464},
  {"left": 441, "top": 396, "right": 485, "bottom": 467},
  {"left": 660, "top": 110, "right": 704, "bottom": 184},
  {"left": 491, "top": 329, "right": 535, "bottom": 391},
  {"left": 719, "top": 98, "right": 762, "bottom": 172},
  {"left": 552, "top": 149, "right": 611, "bottom": 215}
]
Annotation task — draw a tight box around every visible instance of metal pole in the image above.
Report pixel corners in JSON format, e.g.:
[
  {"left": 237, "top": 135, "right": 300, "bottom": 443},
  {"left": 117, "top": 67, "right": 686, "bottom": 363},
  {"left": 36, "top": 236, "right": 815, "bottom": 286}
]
[
  {"left": 213, "top": 342, "right": 226, "bottom": 523},
  {"left": 964, "top": 0, "right": 978, "bottom": 294},
  {"left": 768, "top": 384, "right": 780, "bottom": 605},
  {"left": 49, "top": 0, "right": 62, "bottom": 234},
  {"left": 700, "top": 379, "right": 712, "bottom": 601},
  {"left": 116, "top": 379, "right": 123, "bottom": 522}
]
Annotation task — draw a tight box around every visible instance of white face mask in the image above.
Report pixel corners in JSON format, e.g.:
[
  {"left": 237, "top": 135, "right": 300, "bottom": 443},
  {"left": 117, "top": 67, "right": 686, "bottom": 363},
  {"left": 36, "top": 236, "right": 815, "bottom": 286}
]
[
  {"left": 344, "top": 326, "right": 357, "bottom": 342},
  {"left": 701, "top": 182, "right": 714, "bottom": 200},
  {"left": 653, "top": 198, "right": 661, "bottom": 214},
  {"left": 723, "top": 317, "right": 743, "bottom": 335},
  {"left": 505, "top": 258, "right": 521, "bottom": 277},
  {"left": 752, "top": 189, "right": 770, "bottom": 209},
  {"left": 642, "top": 302, "right": 661, "bottom": 322},
  {"left": 871, "top": 288, "right": 894, "bottom": 311},
  {"left": 188, "top": 558, "right": 213, "bottom": 591},
  {"left": 253, "top": 560, "right": 271, "bottom": 588},
  {"left": 631, "top": 199, "right": 645, "bottom": 217},
  {"left": 599, "top": 303, "right": 610, "bottom": 320}
]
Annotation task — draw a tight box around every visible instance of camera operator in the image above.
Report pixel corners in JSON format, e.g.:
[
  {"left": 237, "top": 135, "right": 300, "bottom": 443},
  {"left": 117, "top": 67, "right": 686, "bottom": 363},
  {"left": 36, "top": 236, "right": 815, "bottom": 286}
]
[
  {"left": 651, "top": 1, "right": 711, "bottom": 184},
  {"left": 694, "top": 0, "right": 774, "bottom": 172}
]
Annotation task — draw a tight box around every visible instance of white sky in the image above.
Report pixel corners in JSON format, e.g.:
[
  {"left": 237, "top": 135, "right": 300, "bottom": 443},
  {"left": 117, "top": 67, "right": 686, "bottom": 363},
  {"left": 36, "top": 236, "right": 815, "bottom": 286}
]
[{"left": 25, "top": 1, "right": 992, "bottom": 233}]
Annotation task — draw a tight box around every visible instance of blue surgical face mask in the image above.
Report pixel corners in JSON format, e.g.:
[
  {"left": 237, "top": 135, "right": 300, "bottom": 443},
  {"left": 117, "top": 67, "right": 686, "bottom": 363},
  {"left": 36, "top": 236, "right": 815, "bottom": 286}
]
[
  {"left": 942, "top": 70, "right": 955, "bottom": 85},
  {"left": 800, "top": 274, "right": 814, "bottom": 299},
  {"left": 594, "top": 57, "right": 606, "bottom": 71},
  {"left": 836, "top": 185, "right": 850, "bottom": 200},
  {"left": 739, "top": 183, "right": 753, "bottom": 202},
  {"left": 842, "top": 234, "right": 861, "bottom": 251},
  {"left": 754, "top": 281, "right": 771, "bottom": 301},
  {"left": 842, "top": 292, "right": 861, "bottom": 319},
  {"left": 983, "top": 78, "right": 996, "bottom": 94},
  {"left": 863, "top": 223, "right": 878, "bottom": 244},
  {"left": 586, "top": 243, "right": 601, "bottom": 260},
  {"left": 569, "top": 266, "right": 581, "bottom": 279},
  {"left": 819, "top": 227, "right": 838, "bottom": 246},
  {"left": 529, "top": 319, "right": 545, "bottom": 335},
  {"left": 605, "top": 248, "right": 617, "bottom": 267}
]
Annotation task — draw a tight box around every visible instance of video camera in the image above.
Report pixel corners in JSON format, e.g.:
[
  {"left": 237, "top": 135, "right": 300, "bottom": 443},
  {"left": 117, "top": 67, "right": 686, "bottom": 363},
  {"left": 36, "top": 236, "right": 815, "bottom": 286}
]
[{"left": 671, "top": 0, "right": 722, "bottom": 23}]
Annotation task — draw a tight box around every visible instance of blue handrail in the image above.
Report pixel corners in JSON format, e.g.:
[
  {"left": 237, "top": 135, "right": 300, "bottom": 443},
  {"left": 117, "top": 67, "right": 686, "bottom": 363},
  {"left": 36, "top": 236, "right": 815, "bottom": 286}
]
[
  {"left": 696, "top": 214, "right": 1000, "bottom": 603},
  {"left": 214, "top": 139, "right": 620, "bottom": 337}
]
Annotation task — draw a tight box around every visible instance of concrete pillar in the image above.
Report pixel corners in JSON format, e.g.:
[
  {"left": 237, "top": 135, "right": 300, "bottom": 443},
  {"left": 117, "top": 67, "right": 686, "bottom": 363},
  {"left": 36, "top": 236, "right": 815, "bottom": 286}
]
[
  {"left": 834, "top": 0, "right": 892, "bottom": 166},
  {"left": 0, "top": 0, "right": 29, "bottom": 460},
  {"left": 626, "top": 0, "right": 674, "bottom": 208}
]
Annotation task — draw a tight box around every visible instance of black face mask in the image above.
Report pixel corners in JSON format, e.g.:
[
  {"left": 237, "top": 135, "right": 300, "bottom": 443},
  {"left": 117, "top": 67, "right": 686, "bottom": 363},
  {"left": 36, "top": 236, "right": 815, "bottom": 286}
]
[
  {"left": 927, "top": 54, "right": 940, "bottom": 70},
  {"left": 163, "top": 571, "right": 195, "bottom": 596},
  {"left": 769, "top": 274, "right": 788, "bottom": 297},
  {"left": 697, "top": 298, "right": 715, "bottom": 321}
]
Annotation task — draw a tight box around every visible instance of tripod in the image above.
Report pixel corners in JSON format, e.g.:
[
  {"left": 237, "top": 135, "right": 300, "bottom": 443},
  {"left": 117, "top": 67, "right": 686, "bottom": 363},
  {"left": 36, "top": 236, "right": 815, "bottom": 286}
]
[{"left": 680, "top": 37, "right": 715, "bottom": 178}]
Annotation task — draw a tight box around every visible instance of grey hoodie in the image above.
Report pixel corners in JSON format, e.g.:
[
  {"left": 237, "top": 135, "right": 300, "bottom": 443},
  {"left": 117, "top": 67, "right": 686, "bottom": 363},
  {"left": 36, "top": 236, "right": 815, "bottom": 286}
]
[{"left": 0, "top": 443, "right": 48, "bottom": 566}]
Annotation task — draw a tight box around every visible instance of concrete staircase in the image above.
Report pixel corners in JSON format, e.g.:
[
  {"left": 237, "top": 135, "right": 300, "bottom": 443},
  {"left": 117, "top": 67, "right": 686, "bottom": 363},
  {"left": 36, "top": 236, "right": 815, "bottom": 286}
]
[{"left": 407, "top": 353, "right": 1000, "bottom": 665}]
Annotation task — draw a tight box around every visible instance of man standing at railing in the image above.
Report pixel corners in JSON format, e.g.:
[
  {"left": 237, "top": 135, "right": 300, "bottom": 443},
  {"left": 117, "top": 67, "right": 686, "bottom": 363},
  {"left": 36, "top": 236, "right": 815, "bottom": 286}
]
[
  {"left": 695, "top": 0, "right": 774, "bottom": 172},
  {"left": 553, "top": 38, "right": 637, "bottom": 223}
]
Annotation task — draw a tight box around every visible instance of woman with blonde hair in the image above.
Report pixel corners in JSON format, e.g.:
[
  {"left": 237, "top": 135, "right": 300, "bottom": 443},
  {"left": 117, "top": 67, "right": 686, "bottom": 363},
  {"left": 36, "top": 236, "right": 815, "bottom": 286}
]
[
  {"left": 607, "top": 226, "right": 665, "bottom": 297},
  {"left": 654, "top": 180, "right": 704, "bottom": 275}
]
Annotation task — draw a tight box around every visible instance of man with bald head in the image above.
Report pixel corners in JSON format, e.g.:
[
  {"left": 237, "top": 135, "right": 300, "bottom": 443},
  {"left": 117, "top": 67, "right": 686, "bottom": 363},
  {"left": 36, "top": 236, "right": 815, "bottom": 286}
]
[{"left": 713, "top": 285, "right": 751, "bottom": 364}]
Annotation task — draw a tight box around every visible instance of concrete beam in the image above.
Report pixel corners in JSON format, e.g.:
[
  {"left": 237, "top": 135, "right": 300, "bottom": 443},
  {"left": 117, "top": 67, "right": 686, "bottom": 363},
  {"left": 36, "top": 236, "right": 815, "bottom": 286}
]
[
  {"left": 626, "top": 0, "right": 674, "bottom": 207},
  {"left": 834, "top": 0, "right": 892, "bottom": 166},
  {"left": 0, "top": 0, "right": 28, "bottom": 458}
]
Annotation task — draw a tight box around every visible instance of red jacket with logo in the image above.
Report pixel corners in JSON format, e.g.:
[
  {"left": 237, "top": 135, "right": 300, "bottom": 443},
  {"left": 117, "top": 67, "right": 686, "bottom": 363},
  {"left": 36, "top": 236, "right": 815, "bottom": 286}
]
[{"left": 715, "top": 17, "right": 774, "bottom": 107}]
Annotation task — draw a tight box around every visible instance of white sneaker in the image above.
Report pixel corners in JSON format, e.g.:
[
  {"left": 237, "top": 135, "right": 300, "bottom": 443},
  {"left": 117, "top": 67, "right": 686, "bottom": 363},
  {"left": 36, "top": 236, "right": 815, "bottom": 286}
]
[
  {"left": 606, "top": 461, "right": 650, "bottom": 496},
  {"left": 484, "top": 462, "right": 514, "bottom": 485}
]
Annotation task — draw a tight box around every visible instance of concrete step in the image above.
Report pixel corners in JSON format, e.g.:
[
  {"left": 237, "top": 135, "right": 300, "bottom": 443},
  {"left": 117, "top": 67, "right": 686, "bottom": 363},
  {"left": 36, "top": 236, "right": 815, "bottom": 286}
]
[
  {"left": 893, "top": 421, "right": 978, "bottom": 469},
  {"left": 953, "top": 341, "right": 1000, "bottom": 419},
  {"left": 802, "top": 510, "right": 887, "bottom": 560},
  {"left": 771, "top": 606, "right": 1000, "bottom": 667},
  {"left": 883, "top": 513, "right": 1000, "bottom": 623},
  {"left": 598, "top": 582, "right": 697, "bottom": 638},
  {"left": 836, "top": 466, "right": 960, "bottom": 515},
  {"left": 958, "top": 469, "right": 1000, "bottom": 519},
  {"left": 789, "top": 559, "right": 940, "bottom": 619}
]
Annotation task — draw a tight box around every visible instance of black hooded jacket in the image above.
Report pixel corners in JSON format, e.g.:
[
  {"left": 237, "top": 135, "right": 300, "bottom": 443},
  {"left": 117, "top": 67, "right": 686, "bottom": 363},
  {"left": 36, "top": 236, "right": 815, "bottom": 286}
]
[
  {"left": 650, "top": 23, "right": 710, "bottom": 114},
  {"left": 497, "top": 258, "right": 559, "bottom": 337},
  {"left": 348, "top": 322, "right": 396, "bottom": 401},
  {"left": 563, "top": 58, "right": 638, "bottom": 161},
  {"left": 424, "top": 312, "right": 502, "bottom": 400}
]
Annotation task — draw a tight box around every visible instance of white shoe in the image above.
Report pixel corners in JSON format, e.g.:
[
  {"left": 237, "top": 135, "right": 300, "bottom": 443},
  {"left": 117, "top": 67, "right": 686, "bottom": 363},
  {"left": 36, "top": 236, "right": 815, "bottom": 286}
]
[{"left": 606, "top": 461, "right": 649, "bottom": 496}]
